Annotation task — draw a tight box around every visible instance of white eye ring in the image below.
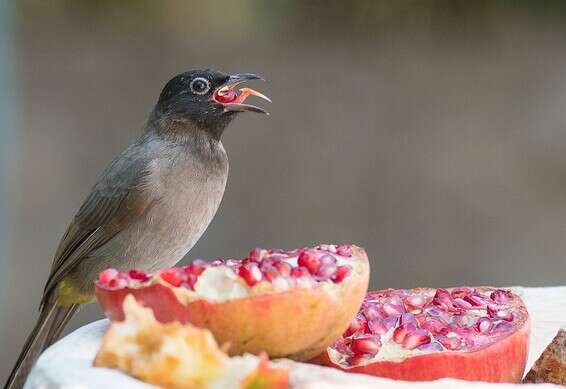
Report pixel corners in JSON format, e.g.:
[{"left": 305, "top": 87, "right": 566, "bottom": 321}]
[{"left": 189, "top": 77, "right": 211, "bottom": 95}]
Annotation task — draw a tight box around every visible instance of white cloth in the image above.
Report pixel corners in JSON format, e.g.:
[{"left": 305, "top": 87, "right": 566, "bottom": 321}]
[{"left": 25, "top": 286, "right": 566, "bottom": 389}]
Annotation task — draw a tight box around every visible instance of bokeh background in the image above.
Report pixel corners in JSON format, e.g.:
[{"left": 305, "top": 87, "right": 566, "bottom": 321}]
[{"left": 2, "top": 0, "right": 566, "bottom": 380}]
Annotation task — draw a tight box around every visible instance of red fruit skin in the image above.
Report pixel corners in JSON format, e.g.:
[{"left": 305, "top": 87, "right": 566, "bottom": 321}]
[
  {"left": 96, "top": 246, "right": 370, "bottom": 362},
  {"left": 312, "top": 289, "right": 530, "bottom": 383}
]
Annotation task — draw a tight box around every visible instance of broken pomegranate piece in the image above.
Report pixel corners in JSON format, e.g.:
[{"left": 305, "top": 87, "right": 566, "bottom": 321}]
[
  {"left": 314, "top": 287, "right": 530, "bottom": 383},
  {"left": 96, "top": 244, "right": 369, "bottom": 361}
]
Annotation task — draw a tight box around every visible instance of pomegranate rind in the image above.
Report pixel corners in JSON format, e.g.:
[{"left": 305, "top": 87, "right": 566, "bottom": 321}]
[
  {"left": 96, "top": 246, "right": 369, "bottom": 361},
  {"left": 314, "top": 287, "right": 530, "bottom": 383}
]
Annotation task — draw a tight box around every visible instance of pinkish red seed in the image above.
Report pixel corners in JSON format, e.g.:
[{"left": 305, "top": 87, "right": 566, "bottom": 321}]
[
  {"left": 160, "top": 268, "right": 182, "bottom": 287},
  {"left": 247, "top": 247, "right": 265, "bottom": 262},
  {"left": 128, "top": 268, "right": 150, "bottom": 281},
  {"left": 290, "top": 266, "right": 309, "bottom": 278},
  {"left": 344, "top": 314, "right": 368, "bottom": 337},
  {"left": 405, "top": 294, "right": 426, "bottom": 308},
  {"left": 383, "top": 302, "right": 405, "bottom": 316},
  {"left": 332, "top": 265, "right": 352, "bottom": 283},
  {"left": 108, "top": 277, "right": 127, "bottom": 289},
  {"left": 260, "top": 264, "right": 280, "bottom": 282},
  {"left": 400, "top": 312, "right": 416, "bottom": 325},
  {"left": 490, "top": 289, "right": 512, "bottom": 303},
  {"left": 238, "top": 263, "right": 263, "bottom": 286},
  {"left": 418, "top": 341, "right": 444, "bottom": 352},
  {"left": 334, "top": 339, "right": 354, "bottom": 356},
  {"left": 336, "top": 245, "right": 353, "bottom": 257},
  {"left": 363, "top": 304, "right": 383, "bottom": 320},
  {"left": 274, "top": 261, "right": 292, "bottom": 277},
  {"left": 210, "top": 259, "right": 225, "bottom": 266},
  {"left": 368, "top": 315, "right": 398, "bottom": 335},
  {"left": 453, "top": 298, "right": 473, "bottom": 309},
  {"left": 393, "top": 323, "right": 416, "bottom": 344},
  {"left": 464, "top": 294, "right": 488, "bottom": 307},
  {"left": 99, "top": 268, "right": 119, "bottom": 284},
  {"left": 451, "top": 287, "right": 476, "bottom": 299},
  {"left": 297, "top": 250, "right": 321, "bottom": 274},
  {"left": 436, "top": 335, "right": 462, "bottom": 350},
  {"left": 402, "top": 329, "right": 431, "bottom": 350},
  {"left": 492, "top": 321, "right": 513, "bottom": 333},
  {"left": 185, "top": 259, "right": 206, "bottom": 276},
  {"left": 422, "top": 317, "right": 449, "bottom": 335},
  {"left": 476, "top": 317, "right": 492, "bottom": 333},
  {"left": 350, "top": 335, "right": 381, "bottom": 356},
  {"left": 316, "top": 263, "right": 338, "bottom": 280},
  {"left": 433, "top": 288, "right": 454, "bottom": 309}
]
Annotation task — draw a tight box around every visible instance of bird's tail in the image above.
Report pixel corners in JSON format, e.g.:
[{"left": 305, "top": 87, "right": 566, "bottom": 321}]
[{"left": 4, "top": 297, "right": 78, "bottom": 389}]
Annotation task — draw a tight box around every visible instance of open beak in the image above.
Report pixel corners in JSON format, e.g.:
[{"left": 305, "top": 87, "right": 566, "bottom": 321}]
[{"left": 213, "top": 73, "right": 271, "bottom": 115}]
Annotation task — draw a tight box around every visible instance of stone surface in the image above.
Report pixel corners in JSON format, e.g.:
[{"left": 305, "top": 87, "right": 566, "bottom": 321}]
[{"left": 25, "top": 286, "right": 566, "bottom": 388}]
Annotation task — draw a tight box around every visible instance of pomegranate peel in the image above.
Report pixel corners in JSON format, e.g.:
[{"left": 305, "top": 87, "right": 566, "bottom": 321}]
[
  {"left": 314, "top": 286, "right": 530, "bottom": 383},
  {"left": 96, "top": 244, "right": 370, "bottom": 361}
]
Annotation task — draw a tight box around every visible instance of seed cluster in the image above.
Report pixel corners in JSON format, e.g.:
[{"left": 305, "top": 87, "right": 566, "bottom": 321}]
[
  {"left": 333, "top": 287, "right": 522, "bottom": 366},
  {"left": 97, "top": 244, "right": 355, "bottom": 291}
]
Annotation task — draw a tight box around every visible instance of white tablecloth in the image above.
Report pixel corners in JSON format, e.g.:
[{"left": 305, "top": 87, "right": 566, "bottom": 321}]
[{"left": 25, "top": 286, "right": 566, "bottom": 389}]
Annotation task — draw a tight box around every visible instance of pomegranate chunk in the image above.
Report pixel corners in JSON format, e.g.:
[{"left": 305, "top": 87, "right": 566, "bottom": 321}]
[
  {"left": 315, "top": 286, "right": 530, "bottom": 383},
  {"left": 95, "top": 244, "right": 370, "bottom": 362}
]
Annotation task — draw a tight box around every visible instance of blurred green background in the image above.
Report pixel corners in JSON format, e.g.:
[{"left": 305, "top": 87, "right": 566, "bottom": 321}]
[{"left": 2, "top": 0, "right": 566, "bottom": 380}]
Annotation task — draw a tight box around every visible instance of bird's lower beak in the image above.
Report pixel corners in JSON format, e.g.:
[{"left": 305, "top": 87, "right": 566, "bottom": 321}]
[{"left": 213, "top": 73, "right": 271, "bottom": 115}]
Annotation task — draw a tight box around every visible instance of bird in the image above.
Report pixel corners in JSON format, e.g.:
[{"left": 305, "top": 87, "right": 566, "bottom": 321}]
[{"left": 5, "top": 68, "right": 271, "bottom": 389}]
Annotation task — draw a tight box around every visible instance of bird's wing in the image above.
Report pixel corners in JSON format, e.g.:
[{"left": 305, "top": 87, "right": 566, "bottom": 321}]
[{"left": 41, "top": 145, "right": 157, "bottom": 305}]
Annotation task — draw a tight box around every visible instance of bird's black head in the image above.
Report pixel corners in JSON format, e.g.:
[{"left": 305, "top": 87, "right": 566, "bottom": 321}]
[{"left": 152, "top": 69, "right": 270, "bottom": 139}]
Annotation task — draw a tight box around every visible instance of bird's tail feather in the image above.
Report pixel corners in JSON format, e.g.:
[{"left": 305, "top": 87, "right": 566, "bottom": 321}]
[{"left": 4, "top": 299, "right": 78, "bottom": 389}]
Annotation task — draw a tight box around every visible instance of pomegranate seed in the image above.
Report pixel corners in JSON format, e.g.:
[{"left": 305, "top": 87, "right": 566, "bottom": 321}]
[
  {"left": 108, "top": 277, "right": 127, "bottom": 289},
  {"left": 453, "top": 298, "right": 473, "bottom": 309},
  {"left": 183, "top": 273, "right": 198, "bottom": 290},
  {"left": 368, "top": 315, "right": 397, "bottom": 335},
  {"left": 98, "top": 268, "right": 119, "bottom": 284},
  {"left": 260, "top": 264, "right": 280, "bottom": 282},
  {"left": 210, "top": 259, "right": 225, "bottom": 266},
  {"left": 160, "top": 268, "right": 182, "bottom": 287},
  {"left": 393, "top": 323, "right": 416, "bottom": 344},
  {"left": 402, "top": 329, "right": 431, "bottom": 350},
  {"left": 433, "top": 288, "right": 454, "bottom": 309},
  {"left": 405, "top": 294, "right": 426, "bottom": 308},
  {"left": 422, "top": 317, "right": 448, "bottom": 335},
  {"left": 436, "top": 335, "right": 462, "bottom": 350},
  {"left": 418, "top": 341, "right": 443, "bottom": 352},
  {"left": 451, "top": 287, "right": 475, "bottom": 299},
  {"left": 383, "top": 302, "right": 405, "bottom": 316},
  {"left": 273, "top": 261, "right": 292, "bottom": 277},
  {"left": 238, "top": 262, "right": 263, "bottom": 287},
  {"left": 496, "top": 310, "right": 513, "bottom": 321},
  {"left": 400, "top": 312, "right": 416, "bottom": 325},
  {"left": 490, "top": 289, "right": 512, "bottom": 303},
  {"left": 128, "top": 269, "right": 150, "bottom": 282},
  {"left": 350, "top": 335, "right": 381, "bottom": 356},
  {"left": 247, "top": 247, "right": 265, "bottom": 262},
  {"left": 332, "top": 265, "right": 352, "bottom": 283},
  {"left": 362, "top": 304, "right": 383, "bottom": 321},
  {"left": 344, "top": 314, "right": 367, "bottom": 337},
  {"left": 316, "top": 263, "right": 338, "bottom": 281},
  {"left": 346, "top": 354, "right": 372, "bottom": 366},
  {"left": 297, "top": 250, "right": 321, "bottom": 274},
  {"left": 336, "top": 245, "right": 353, "bottom": 257},
  {"left": 464, "top": 294, "right": 488, "bottom": 307},
  {"left": 492, "top": 321, "right": 513, "bottom": 333},
  {"left": 291, "top": 266, "right": 309, "bottom": 278},
  {"left": 476, "top": 317, "right": 492, "bottom": 333},
  {"left": 334, "top": 339, "right": 354, "bottom": 356},
  {"left": 316, "top": 244, "right": 337, "bottom": 253},
  {"left": 185, "top": 259, "right": 207, "bottom": 276}
]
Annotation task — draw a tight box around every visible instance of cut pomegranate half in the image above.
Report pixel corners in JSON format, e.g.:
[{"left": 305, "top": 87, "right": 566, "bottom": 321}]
[
  {"left": 96, "top": 244, "right": 369, "bottom": 361},
  {"left": 313, "top": 287, "right": 530, "bottom": 383}
]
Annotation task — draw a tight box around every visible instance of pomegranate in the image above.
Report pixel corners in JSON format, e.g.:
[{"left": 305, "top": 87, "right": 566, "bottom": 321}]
[
  {"left": 96, "top": 244, "right": 369, "bottom": 361},
  {"left": 314, "top": 287, "right": 530, "bottom": 383}
]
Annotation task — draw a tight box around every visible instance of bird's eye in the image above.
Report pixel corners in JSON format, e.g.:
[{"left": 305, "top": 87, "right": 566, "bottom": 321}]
[{"left": 189, "top": 77, "right": 211, "bottom": 95}]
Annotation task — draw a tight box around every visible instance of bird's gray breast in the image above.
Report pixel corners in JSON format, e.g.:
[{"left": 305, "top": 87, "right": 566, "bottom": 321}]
[{"left": 94, "top": 141, "right": 228, "bottom": 272}]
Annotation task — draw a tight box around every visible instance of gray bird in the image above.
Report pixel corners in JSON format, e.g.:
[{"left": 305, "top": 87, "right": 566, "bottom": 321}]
[{"left": 5, "top": 69, "right": 270, "bottom": 389}]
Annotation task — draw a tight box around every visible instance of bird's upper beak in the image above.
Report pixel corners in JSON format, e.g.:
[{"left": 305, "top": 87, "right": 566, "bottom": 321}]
[{"left": 213, "top": 73, "right": 271, "bottom": 115}]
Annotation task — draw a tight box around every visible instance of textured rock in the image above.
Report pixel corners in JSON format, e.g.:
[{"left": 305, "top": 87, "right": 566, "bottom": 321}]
[{"left": 523, "top": 329, "right": 566, "bottom": 385}]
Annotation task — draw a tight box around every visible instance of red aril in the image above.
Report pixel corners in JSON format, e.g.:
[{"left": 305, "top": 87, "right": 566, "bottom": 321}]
[
  {"left": 313, "top": 287, "right": 530, "bottom": 383},
  {"left": 96, "top": 244, "right": 369, "bottom": 361}
]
